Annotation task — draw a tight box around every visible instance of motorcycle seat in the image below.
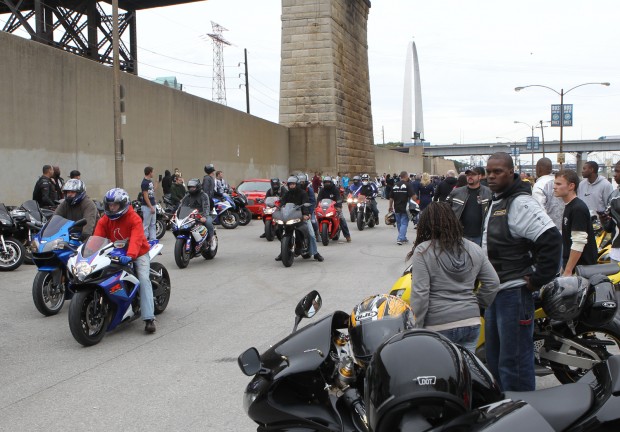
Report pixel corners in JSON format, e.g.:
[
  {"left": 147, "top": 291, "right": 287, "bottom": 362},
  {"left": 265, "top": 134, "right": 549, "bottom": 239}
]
[
  {"left": 504, "top": 382, "right": 593, "bottom": 431},
  {"left": 576, "top": 263, "right": 620, "bottom": 278}
]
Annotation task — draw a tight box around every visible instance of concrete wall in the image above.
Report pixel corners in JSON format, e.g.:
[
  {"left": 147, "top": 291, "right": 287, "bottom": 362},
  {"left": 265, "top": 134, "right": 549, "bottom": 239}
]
[
  {"left": 375, "top": 147, "right": 424, "bottom": 175},
  {"left": 0, "top": 31, "right": 289, "bottom": 205}
]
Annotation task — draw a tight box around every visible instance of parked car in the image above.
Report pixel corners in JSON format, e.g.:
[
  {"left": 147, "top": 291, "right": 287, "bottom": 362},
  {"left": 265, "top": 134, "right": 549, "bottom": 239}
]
[{"left": 236, "top": 179, "right": 271, "bottom": 218}]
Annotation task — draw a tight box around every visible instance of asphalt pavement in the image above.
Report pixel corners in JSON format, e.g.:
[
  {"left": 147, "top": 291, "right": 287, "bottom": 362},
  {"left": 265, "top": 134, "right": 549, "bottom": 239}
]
[{"left": 0, "top": 198, "right": 557, "bottom": 431}]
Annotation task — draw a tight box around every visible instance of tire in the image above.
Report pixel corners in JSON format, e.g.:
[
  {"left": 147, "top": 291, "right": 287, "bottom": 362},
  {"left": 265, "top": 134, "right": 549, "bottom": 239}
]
[
  {"left": 350, "top": 210, "right": 356, "bottom": 223},
  {"left": 174, "top": 237, "right": 191, "bottom": 269},
  {"left": 155, "top": 219, "right": 166, "bottom": 240},
  {"left": 368, "top": 216, "right": 376, "bottom": 228},
  {"left": 550, "top": 321, "right": 620, "bottom": 384},
  {"left": 0, "top": 237, "right": 25, "bottom": 271},
  {"left": 32, "top": 270, "right": 66, "bottom": 316},
  {"left": 357, "top": 214, "right": 365, "bottom": 231},
  {"left": 201, "top": 234, "right": 218, "bottom": 259},
  {"left": 264, "top": 221, "right": 274, "bottom": 242},
  {"left": 220, "top": 210, "right": 239, "bottom": 229},
  {"left": 150, "top": 262, "right": 171, "bottom": 315},
  {"left": 238, "top": 208, "right": 252, "bottom": 226},
  {"left": 68, "top": 289, "right": 110, "bottom": 346},
  {"left": 281, "top": 235, "right": 295, "bottom": 267},
  {"left": 321, "top": 224, "right": 330, "bottom": 246}
]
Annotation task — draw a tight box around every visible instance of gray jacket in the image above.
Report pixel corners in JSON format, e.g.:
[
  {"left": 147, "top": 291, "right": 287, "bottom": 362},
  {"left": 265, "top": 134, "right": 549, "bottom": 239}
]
[
  {"left": 410, "top": 239, "right": 500, "bottom": 328},
  {"left": 447, "top": 185, "right": 492, "bottom": 221},
  {"left": 54, "top": 195, "right": 99, "bottom": 238},
  {"left": 578, "top": 175, "right": 613, "bottom": 213}
]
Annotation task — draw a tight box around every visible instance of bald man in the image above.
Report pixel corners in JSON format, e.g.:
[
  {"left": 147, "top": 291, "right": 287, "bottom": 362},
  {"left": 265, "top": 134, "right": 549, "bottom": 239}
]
[{"left": 532, "top": 157, "right": 564, "bottom": 230}]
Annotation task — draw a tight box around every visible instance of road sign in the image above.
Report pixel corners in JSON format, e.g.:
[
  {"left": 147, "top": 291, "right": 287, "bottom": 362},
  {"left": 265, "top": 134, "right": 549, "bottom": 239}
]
[
  {"left": 526, "top": 137, "right": 540, "bottom": 151},
  {"left": 510, "top": 147, "right": 520, "bottom": 156},
  {"left": 551, "top": 104, "right": 573, "bottom": 127},
  {"left": 557, "top": 153, "right": 566, "bottom": 164}
]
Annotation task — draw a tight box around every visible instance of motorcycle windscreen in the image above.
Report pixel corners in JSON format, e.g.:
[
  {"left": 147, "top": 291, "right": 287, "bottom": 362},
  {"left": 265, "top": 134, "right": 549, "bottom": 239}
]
[
  {"left": 81, "top": 236, "right": 111, "bottom": 258},
  {"left": 39, "top": 215, "right": 72, "bottom": 238},
  {"left": 176, "top": 206, "right": 196, "bottom": 219},
  {"left": 21, "top": 200, "right": 44, "bottom": 222},
  {"left": 0, "top": 203, "right": 13, "bottom": 225},
  {"left": 319, "top": 199, "right": 333, "bottom": 209},
  {"left": 277, "top": 203, "right": 303, "bottom": 221},
  {"left": 264, "top": 197, "right": 278, "bottom": 207}
]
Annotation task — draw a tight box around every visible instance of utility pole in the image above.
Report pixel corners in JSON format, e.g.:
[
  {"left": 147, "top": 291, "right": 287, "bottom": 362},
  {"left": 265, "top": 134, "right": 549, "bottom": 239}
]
[
  {"left": 244, "top": 48, "right": 250, "bottom": 113},
  {"left": 208, "top": 21, "right": 231, "bottom": 105},
  {"left": 112, "top": 0, "right": 123, "bottom": 187}
]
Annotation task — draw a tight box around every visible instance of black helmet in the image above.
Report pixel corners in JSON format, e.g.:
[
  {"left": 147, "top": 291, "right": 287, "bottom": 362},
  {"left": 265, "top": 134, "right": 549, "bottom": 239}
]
[
  {"left": 353, "top": 175, "right": 361, "bottom": 183},
  {"left": 365, "top": 330, "right": 471, "bottom": 432},
  {"left": 581, "top": 274, "right": 618, "bottom": 327},
  {"left": 541, "top": 276, "right": 589, "bottom": 322},
  {"left": 187, "top": 178, "right": 201, "bottom": 196},
  {"left": 349, "top": 294, "right": 415, "bottom": 367},
  {"left": 270, "top": 178, "right": 281, "bottom": 190},
  {"left": 62, "top": 179, "right": 86, "bottom": 206},
  {"left": 323, "top": 176, "right": 333, "bottom": 188},
  {"left": 204, "top": 164, "right": 215, "bottom": 174}
]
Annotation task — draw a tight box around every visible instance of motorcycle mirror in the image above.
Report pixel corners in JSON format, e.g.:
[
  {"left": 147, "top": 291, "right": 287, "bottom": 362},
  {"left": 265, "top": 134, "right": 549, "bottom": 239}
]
[
  {"left": 238, "top": 347, "right": 262, "bottom": 376},
  {"left": 295, "top": 290, "right": 322, "bottom": 319}
]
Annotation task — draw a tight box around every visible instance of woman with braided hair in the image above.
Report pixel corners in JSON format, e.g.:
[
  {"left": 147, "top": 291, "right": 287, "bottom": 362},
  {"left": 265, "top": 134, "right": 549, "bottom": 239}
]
[{"left": 407, "top": 201, "right": 499, "bottom": 352}]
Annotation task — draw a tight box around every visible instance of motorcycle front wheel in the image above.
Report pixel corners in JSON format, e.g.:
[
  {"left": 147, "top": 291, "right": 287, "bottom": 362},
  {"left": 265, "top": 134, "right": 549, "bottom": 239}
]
[
  {"left": 155, "top": 219, "right": 166, "bottom": 240},
  {"left": 32, "top": 270, "right": 66, "bottom": 316},
  {"left": 321, "top": 224, "right": 330, "bottom": 246},
  {"left": 281, "top": 235, "right": 295, "bottom": 267},
  {"left": 174, "top": 237, "right": 191, "bottom": 269},
  {"left": 356, "top": 213, "right": 365, "bottom": 231},
  {"left": 201, "top": 234, "right": 218, "bottom": 260},
  {"left": 350, "top": 210, "right": 356, "bottom": 223},
  {"left": 264, "top": 221, "right": 274, "bottom": 241},
  {"left": 550, "top": 321, "right": 620, "bottom": 383},
  {"left": 238, "top": 208, "right": 252, "bottom": 226},
  {"left": 150, "top": 262, "right": 171, "bottom": 314},
  {"left": 220, "top": 210, "right": 239, "bottom": 229},
  {"left": 68, "top": 289, "right": 110, "bottom": 346},
  {"left": 0, "top": 236, "right": 25, "bottom": 271}
]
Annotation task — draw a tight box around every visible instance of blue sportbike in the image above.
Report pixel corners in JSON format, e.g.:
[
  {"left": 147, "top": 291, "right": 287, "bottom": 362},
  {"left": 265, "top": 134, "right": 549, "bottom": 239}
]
[{"left": 212, "top": 194, "right": 239, "bottom": 229}]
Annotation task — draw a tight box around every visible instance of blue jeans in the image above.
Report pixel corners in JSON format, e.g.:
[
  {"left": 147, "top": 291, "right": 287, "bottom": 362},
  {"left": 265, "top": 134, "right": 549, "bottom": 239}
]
[
  {"left": 134, "top": 253, "right": 154, "bottom": 321},
  {"left": 395, "top": 212, "right": 409, "bottom": 242},
  {"left": 465, "top": 235, "right": 482, "bottom": 246},
  {"left": 438, "top": 325, "right": 480, "bottom": 354},
  {"left": 142, "top": 205, "right": 156, "bottom": 241},
  {"left": 306, "top": 220, "right": 318, "bottom": 255},
  {"left": 484, "top": 285, "right": 535, "bottom": 391}
]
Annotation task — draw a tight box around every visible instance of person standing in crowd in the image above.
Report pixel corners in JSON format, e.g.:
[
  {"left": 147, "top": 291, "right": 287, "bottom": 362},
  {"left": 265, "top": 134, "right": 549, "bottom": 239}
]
[
  {"left": 51, "top": 166, "right": 65, "bottom": 199},
  {"left": 69, "top": 170, "right": 81, "bottom": 180},
  {"left": 578, "top": 161, "right": 613, "bottom": 214},
  {"left": 477, "top": 166, "right": 489, "bottom": 187},
  {"left": 140, "top": 166, "right": 157, "bottom": 241},
  {"left": 341, "top": 172, "right": 350, "bottom": 192},
  {"left": 170, "top": 175, "right": 186, "bottom": 207},
  {"left": 215, "top": 170, "right": 229, "bottom": 195},
  {"left": 600, "top": 161, "right": 620, "bottom": 263},
  {"left": 408, "top": 202, "right": 499, "bottom": 354},
  {"left": 553, "top": 170, "right": 597, "bottom": 275},
  {"left": 312, "top": 172, "right": 322, "bottom": 193},
  {"left": 416, "top": 173, "right": 435, "bottom": 211},
  {"left": 203, "top": 164, "right": 216, "bottom": 202},
  {"left": 161, "top": 170, "right": 173, "bottom": 197},
  {"left": 447, "top": 166, "right": 492, "bottom": 246},
  {"left": 533, "top": 157, "right": 564, "bottom": 231},
  {"left": 173, "top": 167, "right": 183, "bottom": 181},
  {"left": 389, "top": 171, "right": 416, "bottom": 245},
  {"left": 482, "top": 152, "right": 561, "bottom": 392},
  {"left": 32, "top": 164, "right": 57, "bottom": 207},
  {"left": 433, "top": 169, "right": 457, "bottom": 201},
  {"left": 384, "top": 174, "right": 395, "bottom": 200},
  {"left": 456, "top": 174, "right": 467, "bottom": 188}
]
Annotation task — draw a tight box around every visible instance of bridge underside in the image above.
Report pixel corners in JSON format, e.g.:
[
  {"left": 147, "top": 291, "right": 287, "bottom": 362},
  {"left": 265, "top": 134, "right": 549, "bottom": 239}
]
[{"left": 0, "top": 0, "right": 201, "bottom": 73}]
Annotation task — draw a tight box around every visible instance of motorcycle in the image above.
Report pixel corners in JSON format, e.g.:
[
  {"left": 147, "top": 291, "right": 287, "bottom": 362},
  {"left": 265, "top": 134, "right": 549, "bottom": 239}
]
[
  {"left": 131, "top": 200, "right": 168, "bottom": 240},
  {"left": 10, "top": 200, "right": 49, "bottom": 265},
  {"left": 315, "top": 198, "right": 341, "bottom": 246},
  {"left": 239, "top": 291, "right": 620, "bottom": 432},
  {"left": 0, "top": 203, "right": 28, "bottom": 271},
  {"left": 273, "top": 203, "right": 312, "bottom": 267},
  {"left": 31, "top": 215, "right": 85, "bottom": 315},
  {"left": 346, "top": 192, "right": 359, "bottom": 222},
  {"left": 261, "top": 196, "right": 281, "bottom": 242},
  {"left": 409, "top": 198, "right": 420, "bottom": 227},
  {"left": 355, "top": 195, "right": 375, "bottom": 231},
  {"left": 67, "top": 236, "right": 171, "bottom": 346},
  {"left": 212, "top": 195, "right": 239, "bottom": 229},
  {"left": 230, "top": 190, "right": 253, "bottom": 226},
  {"left": 161, "top": 195, "right": 177, "bottom": 230},
  {"left": 389, "top": 264, "right": 620, "bottom": 384},
  {"left": 171, "top": 206, "right": 218, "bottom": 269}
]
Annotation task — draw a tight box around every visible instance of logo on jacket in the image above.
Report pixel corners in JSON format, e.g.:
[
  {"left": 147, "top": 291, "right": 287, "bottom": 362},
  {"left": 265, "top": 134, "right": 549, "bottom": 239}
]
[
  {"left": 415, "top": 376, "right": 436, "bottom": 385},
  {"left": 492, "top": 209, "right": 506, "bottom": 216},
  {"left": 113, "top": 228, "right": 124, "bottom": 241}
]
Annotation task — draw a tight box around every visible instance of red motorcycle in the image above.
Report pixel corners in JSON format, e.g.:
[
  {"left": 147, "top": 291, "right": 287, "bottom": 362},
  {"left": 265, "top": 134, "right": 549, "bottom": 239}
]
[
  {"left": 315, "top": 199, "right": 341, "bottom": 246},
  {"left": 261, "top": 197, "right": 281, "bottom": 241}
]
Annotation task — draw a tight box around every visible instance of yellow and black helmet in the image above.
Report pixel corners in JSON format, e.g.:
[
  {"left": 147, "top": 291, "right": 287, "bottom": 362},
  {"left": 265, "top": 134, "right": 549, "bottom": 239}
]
[{"left": 349, "top": 294, "right": 415, "bottom": 366}]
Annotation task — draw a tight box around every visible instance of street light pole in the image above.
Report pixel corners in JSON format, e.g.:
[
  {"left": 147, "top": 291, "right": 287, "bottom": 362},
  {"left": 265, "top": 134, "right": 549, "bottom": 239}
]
[
  {"left": 514, "top": 121, "right": 536, "bottom": 174},
  {"left": 539, "top": 120, "right": 545, "bottom": 157}
]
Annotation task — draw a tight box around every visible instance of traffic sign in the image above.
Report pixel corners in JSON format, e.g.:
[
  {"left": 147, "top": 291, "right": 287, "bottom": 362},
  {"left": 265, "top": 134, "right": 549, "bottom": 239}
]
[
  {"left": 551, "top": 104, "right": 573, "bottom": 127},
  {"left": 526, "top": 137, "right": 540, "bottom": 151}
]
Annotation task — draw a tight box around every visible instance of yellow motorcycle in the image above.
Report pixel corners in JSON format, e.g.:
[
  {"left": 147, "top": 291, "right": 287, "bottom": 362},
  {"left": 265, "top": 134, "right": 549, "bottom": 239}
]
[{"left": 389, "top": 263, "right": 620, "bottom": 383}]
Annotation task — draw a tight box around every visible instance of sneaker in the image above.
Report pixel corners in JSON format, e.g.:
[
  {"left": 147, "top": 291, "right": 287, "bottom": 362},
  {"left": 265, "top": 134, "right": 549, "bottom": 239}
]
[
  {"left": 402, "top": 239, "right": 409, "bottom": 243},
  {"left": 345, "top": 236, "right": 351, "bottom": 242},
  {"left": 314, "top": 253, "right": 324, "bottom": 262},
  {"left": 375, "top": 217, "right": 380, "bottom": 225},
  {"left": 259, "top": 233, "right": 266, "bottom": 238},
  {"left": 145, "top": 319, "right": 156, "bottom": 334},
  {"left": 275, "top": 254, "right": 282, "bottom": 261},
  {"left": 397, "top": 240, "right": 403, "bottom": 245}
]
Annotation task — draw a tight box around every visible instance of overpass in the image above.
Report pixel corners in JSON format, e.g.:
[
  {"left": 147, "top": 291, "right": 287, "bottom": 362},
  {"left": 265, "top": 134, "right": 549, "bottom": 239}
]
[{"left": 423, "top": 139, "right": 620, "bottom": 157}]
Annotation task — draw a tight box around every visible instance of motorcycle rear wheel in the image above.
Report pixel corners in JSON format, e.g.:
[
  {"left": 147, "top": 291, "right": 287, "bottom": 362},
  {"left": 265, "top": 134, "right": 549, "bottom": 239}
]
[
  {"left": 174, "top": 238, "right": 191, "bottom": 269},
  {"left": 150, "top": 262, "right": 171, "bottom": 314},
  {"left": 155, "top": 219, "right": 166, "bottom": 240},
  {"left": 281, "top": 235, "right": 295, "bottom": 267},
  {"left": 264, "top": 221, "right": 274, "bottom": 241},
  {"left": 238, "top": 208, "right": 252, "bottom": 226},
  {"left": 68, "top": 290, "right": 110, "bottom": 346},
  {"left": 201, "top": 234, "right": 218, "bottom": 260},
  {"left": 0, "top": 236, "right": 25, "bottom": 271},
  {"left": 220, "top": 210, "right": 239, "bottom": 229},
  {"left": 550, "top": 322, "right": 620, "bottom": 384},
  {"left": 321, "top": 224, "right": 330, "bottom": 246},
  {"left": 32, "top": 270, "right": 66, "bottom": 316}
]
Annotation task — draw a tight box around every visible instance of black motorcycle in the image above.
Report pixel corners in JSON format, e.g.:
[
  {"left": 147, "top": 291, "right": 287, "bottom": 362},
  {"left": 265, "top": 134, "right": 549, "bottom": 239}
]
[
  {"left": 0, "top": 203, "right": 27, "bottom": 271},
  {"left": 239, "top": 291, "right": 620, "bottom": 432},
  {"left": 230, "top": 190, "right": 252, "bottom": 226},
  {"left": 131, "top": 200, "right": 168, "bottom": 240},
  {"left": 355, "top": 195, "right": 376, "bottom": 231},
  {"left": 273, "top": 203, "right": 312, "bottom": 267},
  {"left": 1, "top": 200, "right": 47, "bottom": 269}
]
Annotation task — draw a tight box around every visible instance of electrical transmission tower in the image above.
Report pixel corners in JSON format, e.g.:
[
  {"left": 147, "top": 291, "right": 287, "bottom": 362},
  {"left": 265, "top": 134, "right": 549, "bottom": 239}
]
[{"left": 208, "top": 21, "right": 231, "bottom": 105}]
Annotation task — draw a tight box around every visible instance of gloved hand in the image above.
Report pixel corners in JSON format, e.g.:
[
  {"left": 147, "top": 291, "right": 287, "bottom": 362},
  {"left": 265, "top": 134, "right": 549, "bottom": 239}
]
[{"left": 118, "top": 255, "right": 133, "bottom": 266}]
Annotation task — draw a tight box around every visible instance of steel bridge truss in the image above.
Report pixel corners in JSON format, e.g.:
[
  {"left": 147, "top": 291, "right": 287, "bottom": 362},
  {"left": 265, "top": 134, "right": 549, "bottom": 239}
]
[{"left": 1, "top": 0, "right": 137, "bottom": 73}]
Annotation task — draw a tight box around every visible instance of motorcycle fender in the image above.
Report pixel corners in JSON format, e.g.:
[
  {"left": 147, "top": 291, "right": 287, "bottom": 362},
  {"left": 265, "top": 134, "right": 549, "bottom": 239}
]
[{"left": 148, "top": 243, "right": 163, "bottom": 259}]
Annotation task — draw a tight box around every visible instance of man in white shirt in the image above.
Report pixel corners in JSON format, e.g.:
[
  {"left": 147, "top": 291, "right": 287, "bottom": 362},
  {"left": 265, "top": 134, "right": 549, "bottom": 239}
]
[{"left": 532, "top": 157, "right": 564, "bottom": 230}]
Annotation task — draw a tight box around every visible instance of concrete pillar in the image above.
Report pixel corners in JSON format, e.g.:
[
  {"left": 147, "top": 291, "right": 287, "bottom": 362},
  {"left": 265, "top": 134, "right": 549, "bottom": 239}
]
[
  {"left": 280, "top": 0, "right": 375, "bottom": 176},
  {"left": 575, "top": 151, "right": 586, "bottom": 176}
]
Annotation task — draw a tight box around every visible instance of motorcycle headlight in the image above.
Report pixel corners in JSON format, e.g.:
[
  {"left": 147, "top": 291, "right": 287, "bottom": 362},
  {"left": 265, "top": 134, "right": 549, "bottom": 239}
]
[
  {"left": 73, "top": 261, "right": 95, "bottom": 281},
  {"left": 275, "top": 219, "right": 284, "bottom": 225},
  {"left": 346, "top": 198, "right": 353, "bottom": 203},
  {"left": 354, "top": 198, "right": 358, "bottom": 203},
  {"left": 286, "top": 218, "right": 301, "bottom": 225},
  {"left": 356, "top": 203, "right": 362, "bottom": 207},
  {"left": 42, "top": 239, "right": 67, "bottom": 252},
  {"left": 263, "top": 208, "right": 274, "bottom": 215},
  {"left": 326, "top": 212, "right": 334, "bottom": 217}
]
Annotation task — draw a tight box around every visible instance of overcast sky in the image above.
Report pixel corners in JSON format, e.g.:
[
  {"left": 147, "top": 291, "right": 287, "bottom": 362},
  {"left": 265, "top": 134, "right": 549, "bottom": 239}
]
[{"left": 4, "top": 0, "right": 619, "bottom": 159}]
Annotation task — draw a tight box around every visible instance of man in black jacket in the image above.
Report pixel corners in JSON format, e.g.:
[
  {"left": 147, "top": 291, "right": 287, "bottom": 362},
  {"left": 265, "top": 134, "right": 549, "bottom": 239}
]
[
  {"left": 482, "top": 152, "right": 561, "bottom": 392},
  {"left": 388, "top": 171, "right": 416, "bottom": 245},
  {"left": 433, "top": 170, "right": 458, "bottom": 202},
  {"left": 32, "top": 165, "right": 57, "bottom": 207},
  {"left": 317, "top": 176, "right": 351, "bottom": 242}
]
